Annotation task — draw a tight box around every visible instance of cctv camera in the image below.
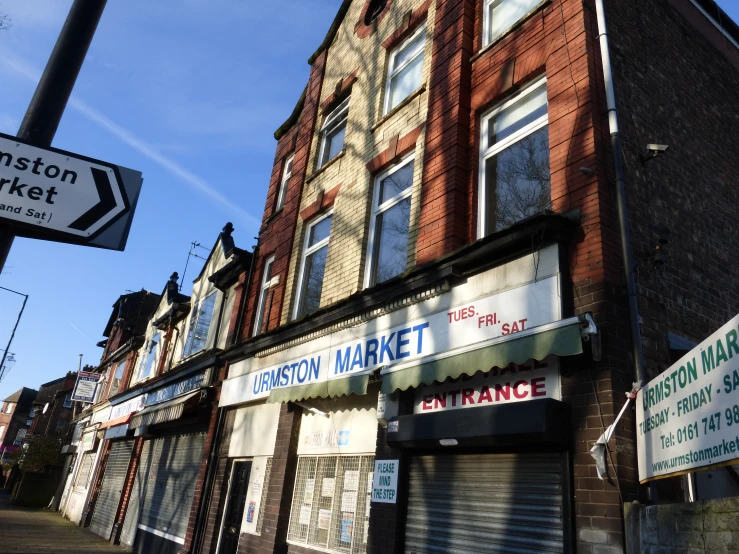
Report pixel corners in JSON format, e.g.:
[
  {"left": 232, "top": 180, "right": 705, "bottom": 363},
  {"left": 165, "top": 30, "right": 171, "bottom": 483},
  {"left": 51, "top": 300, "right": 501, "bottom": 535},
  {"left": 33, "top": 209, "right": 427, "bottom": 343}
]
[{"left": 646, "top": 144, "right": 668, "bottom": 153}]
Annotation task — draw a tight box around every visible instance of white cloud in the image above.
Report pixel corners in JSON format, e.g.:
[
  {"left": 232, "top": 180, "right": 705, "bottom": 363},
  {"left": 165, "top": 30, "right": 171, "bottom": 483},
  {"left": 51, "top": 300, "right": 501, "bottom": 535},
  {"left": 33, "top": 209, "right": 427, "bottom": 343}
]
[{"left": 0, "top": 47, "right": 259, "bottom": 226}]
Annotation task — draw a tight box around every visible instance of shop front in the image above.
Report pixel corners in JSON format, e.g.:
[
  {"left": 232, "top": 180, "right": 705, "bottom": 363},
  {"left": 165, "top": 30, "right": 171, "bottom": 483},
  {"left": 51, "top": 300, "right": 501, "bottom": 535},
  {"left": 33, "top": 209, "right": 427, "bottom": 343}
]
[{"left": 121, "top": 370, "right": 213, "bottom": 554}]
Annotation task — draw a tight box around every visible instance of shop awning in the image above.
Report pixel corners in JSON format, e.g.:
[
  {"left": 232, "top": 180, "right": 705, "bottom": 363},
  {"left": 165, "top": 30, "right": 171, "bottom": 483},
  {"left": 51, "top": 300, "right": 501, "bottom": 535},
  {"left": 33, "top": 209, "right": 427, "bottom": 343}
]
[
  {"left": 267, "top": 373, "right": 369, "bottom": 404},
  {"left": 130, "top": 390, "right": 202, "bottom": 428},
  {"left": 381, "top": 317, "right": 585, "bottom": 394},
  {"left": 98, "top": 413, "right": 134, "bottom": 430}
]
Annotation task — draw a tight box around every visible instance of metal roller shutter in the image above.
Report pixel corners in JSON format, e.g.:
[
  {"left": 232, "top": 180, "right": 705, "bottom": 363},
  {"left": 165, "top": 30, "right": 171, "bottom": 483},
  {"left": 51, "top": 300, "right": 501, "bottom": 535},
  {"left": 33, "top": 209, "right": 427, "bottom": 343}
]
[
  {"left": 405, "top": 453, "right": 566, "bottom": 554},
  {"left": 120, "top": 440, "right": 153, "bottom": 547},
  {"left": 138, "top": 432, "right": 206, "bottom": 543},
  {"left": 90, "top": 440, "right": 134, "bottom": 539}
]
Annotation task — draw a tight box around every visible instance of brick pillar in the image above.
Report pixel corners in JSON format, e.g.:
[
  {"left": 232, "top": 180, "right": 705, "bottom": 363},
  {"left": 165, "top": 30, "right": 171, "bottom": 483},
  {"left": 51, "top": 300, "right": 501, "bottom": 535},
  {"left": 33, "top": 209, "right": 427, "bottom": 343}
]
[
  {"left": 415, "top": 0, "right": 476, "bottom": 264},
  {"left": 111, "top": 436, "right": 144, "bottom": 544}
]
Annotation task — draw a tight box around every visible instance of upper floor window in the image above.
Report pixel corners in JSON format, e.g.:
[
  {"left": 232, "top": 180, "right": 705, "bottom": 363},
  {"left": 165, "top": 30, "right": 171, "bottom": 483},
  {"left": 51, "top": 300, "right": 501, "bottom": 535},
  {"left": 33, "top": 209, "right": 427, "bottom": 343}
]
[
  {"left": 384, "top": 26, "right": 426, "bottom": 114},
  {"left": 4, "top": 402, "right": 12, "bottom": 414},
  {"left": 318, "top": 98, "right": 350, "bottom": 169},
  {"left": 276, "top": 154, "right": 295, "bottom": 212},
  {"left": 479, "top": 78, "right": 550, "bottom": 237},
  {"left": 364, "top": 0, "right": 388, "bottom": 25},
  {"left": 254, "top": 256, "right": 276, "bottom": 337},
  {"left": 365, "top": 156, "right": 414, "bottom": 287},
  {"left": 483, "top": 0, "right": 542, "bottom": 46},
  {"left": 137, "top": 332, "right": 161, "bottom": 381},
  {"left": 0, "top": 425, "right": 5, "bottom": 440},
  {"left": 28, "top": 407, "right": 35, "bottom": 418},
  {"left": 108, "top": 360, "right": 126, "bottom": 398},
  {"left": 63, "top": 394, "right": 72, "bottom": 409},
  {"left": 184, "top": 291, "right": 218, "bottom": 357},
  {"left": 294, "top": 212, "right": 333, "bottom": 319}
]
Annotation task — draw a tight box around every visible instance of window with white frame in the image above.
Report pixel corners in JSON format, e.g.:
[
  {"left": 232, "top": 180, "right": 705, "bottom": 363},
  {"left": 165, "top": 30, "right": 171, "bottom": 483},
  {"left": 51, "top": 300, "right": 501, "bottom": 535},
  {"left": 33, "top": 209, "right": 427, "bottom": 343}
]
[
  {"left": 384, "top": 26, "right": 426, "bottom": 114},
  {"left": 287, "top": 455, "right": 374, "bottom": 553},
  {"left": 137, "top": 332, "right": 161, "bottom": 381},
  {"left": 184, "top": 291, "right": 218, "bottom": 357},
  {"left": 276, "top": 154, "right": 295, "bottom": 212},
  {"left": 478, "top": 78, "right": 550, "bottom": 237},
  {"left": 0, "top": 425, "right": 5, "bottom": 440},
  {"left": 483, "top": 0, "right": 542, "bottom": 47},
  {"left": 365, "top": 156, "right": 414, "bottom": 288},
  {"left": 294, "top": 212, "right": 333, "bottom": 319},
  {"left": 254, "top": 256, "right": 276, "bottom": 337},
  {"left": 318, "top": 98, "right": 350, "bottom": 169},
  {"left": 108, "top": 360, "right": 126, "bottom": 398}
]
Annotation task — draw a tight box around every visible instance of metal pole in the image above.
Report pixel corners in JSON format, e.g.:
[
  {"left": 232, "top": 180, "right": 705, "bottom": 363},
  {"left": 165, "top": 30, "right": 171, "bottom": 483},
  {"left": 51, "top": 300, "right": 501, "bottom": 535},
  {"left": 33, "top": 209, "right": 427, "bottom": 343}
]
[
  {"left": 594, "top": 0, "right": 646, "bottom": 386},
  {"left": 0, "top": 0, "right": 108, "bottom": 274},
  {"left": 0, "top": 289, "right": 28, "bottom": 382}
]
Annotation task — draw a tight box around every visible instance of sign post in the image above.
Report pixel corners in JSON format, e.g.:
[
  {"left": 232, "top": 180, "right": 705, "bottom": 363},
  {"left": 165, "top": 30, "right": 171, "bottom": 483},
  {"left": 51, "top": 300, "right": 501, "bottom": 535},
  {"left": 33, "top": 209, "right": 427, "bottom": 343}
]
[{"left": 637, "top": 313, "right": 739, "bottom": 482}]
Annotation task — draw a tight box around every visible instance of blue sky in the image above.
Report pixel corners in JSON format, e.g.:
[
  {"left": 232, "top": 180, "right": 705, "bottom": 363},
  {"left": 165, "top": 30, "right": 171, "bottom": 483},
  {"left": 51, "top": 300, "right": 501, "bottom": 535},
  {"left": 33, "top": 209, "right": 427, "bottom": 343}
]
[{"left": 0, "top": 0, "right": 737, "bottom": 400}]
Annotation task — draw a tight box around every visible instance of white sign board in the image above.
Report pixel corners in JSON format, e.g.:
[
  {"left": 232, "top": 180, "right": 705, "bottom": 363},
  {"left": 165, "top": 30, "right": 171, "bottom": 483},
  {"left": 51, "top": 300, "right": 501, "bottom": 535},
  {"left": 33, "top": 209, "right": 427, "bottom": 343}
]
[
  {"left": 637, "top": 313, "right": 739, "bottom": 482},
  {"left": 109, "top": 395, "right": 145, "bottom": 421},
  {"left": 221, "top": 276, "right": 560, "bottom": 406},
  {"left": 71, "top": 372, "right": 102, "bottom": 403},
  {"left": 371, "top": 460, "right": 399, "bottom": 503},
  {"left": 0, "top": 132, "right": 142, "bottom": 250},
  {"left": 413, "top": 356, "right": 560, "bottom": 413}
]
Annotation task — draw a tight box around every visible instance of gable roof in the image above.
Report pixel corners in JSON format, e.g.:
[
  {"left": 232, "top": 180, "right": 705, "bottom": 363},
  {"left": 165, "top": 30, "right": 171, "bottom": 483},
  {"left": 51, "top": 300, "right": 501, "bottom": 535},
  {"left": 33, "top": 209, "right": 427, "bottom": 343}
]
[{"left": 3, "top": 387, "right": 37, "bottom": 404}]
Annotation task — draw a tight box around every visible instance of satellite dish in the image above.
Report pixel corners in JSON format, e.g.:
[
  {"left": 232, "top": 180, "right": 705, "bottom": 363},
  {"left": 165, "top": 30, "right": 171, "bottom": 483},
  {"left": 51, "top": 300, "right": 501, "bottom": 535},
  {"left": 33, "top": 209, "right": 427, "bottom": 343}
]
[{"left": 43, "top": 403, "right": 49, "bottom": 414}]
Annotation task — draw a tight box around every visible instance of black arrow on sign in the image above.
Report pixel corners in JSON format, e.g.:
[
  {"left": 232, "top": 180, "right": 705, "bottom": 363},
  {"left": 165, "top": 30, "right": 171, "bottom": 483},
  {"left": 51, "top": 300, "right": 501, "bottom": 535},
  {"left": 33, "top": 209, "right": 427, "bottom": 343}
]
[{"left": 68, "top": 167, "right": 117, "bottom": 232}]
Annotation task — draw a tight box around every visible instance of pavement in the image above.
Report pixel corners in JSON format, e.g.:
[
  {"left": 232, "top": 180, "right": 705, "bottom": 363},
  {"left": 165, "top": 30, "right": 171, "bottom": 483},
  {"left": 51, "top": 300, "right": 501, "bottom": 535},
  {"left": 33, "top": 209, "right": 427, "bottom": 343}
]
[{"left": 0, "top": 491, "right": 127, "bottom": 554}]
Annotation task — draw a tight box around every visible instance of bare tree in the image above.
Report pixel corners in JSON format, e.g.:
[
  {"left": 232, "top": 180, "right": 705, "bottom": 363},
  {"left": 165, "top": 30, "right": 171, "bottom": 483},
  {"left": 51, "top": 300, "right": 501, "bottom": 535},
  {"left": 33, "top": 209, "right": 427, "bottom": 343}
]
[{"left": 0, "top": 14, "right": 10, "bottom": 31}]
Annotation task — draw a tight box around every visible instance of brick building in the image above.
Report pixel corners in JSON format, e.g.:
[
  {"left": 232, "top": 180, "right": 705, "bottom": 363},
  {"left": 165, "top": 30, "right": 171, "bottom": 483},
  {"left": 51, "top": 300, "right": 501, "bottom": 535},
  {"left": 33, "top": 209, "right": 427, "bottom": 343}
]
[
  {"left": 202, "top": 0, "right": 739, "bottom": 553},
  {"left": 0, "top": 387, "right": 37, "bottom": 455}
]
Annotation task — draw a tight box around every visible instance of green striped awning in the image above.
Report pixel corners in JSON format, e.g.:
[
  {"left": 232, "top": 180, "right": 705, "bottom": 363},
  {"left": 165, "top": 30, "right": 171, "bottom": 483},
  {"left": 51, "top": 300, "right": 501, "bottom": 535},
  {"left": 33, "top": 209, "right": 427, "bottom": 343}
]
[
  {"left": 267, "top": 373, "right": 369, "bottom": 404},
  {"left": 381, "top": 317, "right": 584, "bottom": 394},
  {"left": 130, "top": 390, "right": 202, "bottom": 428}
]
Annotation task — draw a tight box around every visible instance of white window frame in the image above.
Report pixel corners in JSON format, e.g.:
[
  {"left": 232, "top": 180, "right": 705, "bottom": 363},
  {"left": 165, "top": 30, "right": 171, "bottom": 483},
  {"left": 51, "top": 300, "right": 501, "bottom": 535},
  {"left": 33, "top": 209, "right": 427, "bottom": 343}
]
[
  {"left": 293, "top": 210, "right": 333, "bottom": 320},
  {"left": 477, "top": 76, "right": 548, "bottom": 239},
  {"left": 317, "top": 98, "right": 350, "bottom": 169},
  {"left": 183, "top": 290, "right": 218, "bottom": 357},
  {"left": 383, "top": 24, "right": 426, "bottom": 115},
  {"left": 136, "top": 331, "right": 161, "bottom": 382},
  {"left": 5, "top": 402, "right": 12, "bottom": 414},
  {"left": 253, "top": 255, "right": 276, "bottom": 337},
  {"left": 0, "top": 425, "right": 5, "bottom": 440},
  {"left": 276, "top": 154, "right": 295, "bottom": 212},
  {"left": 364, "top": 154, "right": 415, "bottom": 289},
  {"left": 482, "top": 0, "right": 542, "bottom": 48}
]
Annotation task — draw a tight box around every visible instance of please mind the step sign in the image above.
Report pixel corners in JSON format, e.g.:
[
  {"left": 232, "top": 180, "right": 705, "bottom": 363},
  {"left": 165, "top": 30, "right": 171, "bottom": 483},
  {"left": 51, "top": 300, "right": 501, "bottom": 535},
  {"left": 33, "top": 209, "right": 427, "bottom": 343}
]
[
  {"left": 637, "top": 312, "right": 739, "bottom": 482},
  {"left": 0, "top": 131, "right": 142, "bottom": 251}
]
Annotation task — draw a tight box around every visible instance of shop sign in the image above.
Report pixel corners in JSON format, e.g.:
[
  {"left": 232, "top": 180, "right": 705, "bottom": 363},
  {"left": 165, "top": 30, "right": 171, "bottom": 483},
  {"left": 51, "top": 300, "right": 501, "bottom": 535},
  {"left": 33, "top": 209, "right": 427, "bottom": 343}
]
[
  {"left": 413, "top": 356, "right": 560, "bottom": 413},
  {"left": 371, "top": 460, "right": 399, "bottom": 503},
  {"left": 80, "top": 430, "right": 96, "bottom": 452},
  {"left": 637, "top": 313, "right": 739, "bottom": 482},
  {"left": 223, "top": 276, "right": 559, "bottom": 406},
  {"left": 109, "top": 394, "right": 144, "bottom": 420},
  {"left": 90, "top": 406, "right": 112, "bottom": 425},
  {"left": 71, "top": 372, "right": 102, "bottom": 403},
  {"left": 144, "top": 371, "right": 207, "bottom": 406}
]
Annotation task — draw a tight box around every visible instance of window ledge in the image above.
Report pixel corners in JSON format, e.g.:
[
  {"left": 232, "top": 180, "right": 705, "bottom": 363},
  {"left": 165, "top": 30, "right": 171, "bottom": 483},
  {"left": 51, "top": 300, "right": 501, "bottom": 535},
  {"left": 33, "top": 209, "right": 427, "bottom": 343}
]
[
  {"left": 306, "top": 149, "right": 346, "bottom": 184},
  {"left": 371, "top": 85, "right": 427, "bottom": 133},
  {"left": 470, "top": 0, "right": 551, "bottom": 64}
]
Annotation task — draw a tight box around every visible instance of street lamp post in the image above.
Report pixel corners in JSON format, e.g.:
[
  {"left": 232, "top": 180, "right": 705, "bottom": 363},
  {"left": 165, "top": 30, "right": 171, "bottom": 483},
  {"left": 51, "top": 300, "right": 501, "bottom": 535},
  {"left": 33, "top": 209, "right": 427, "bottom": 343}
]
[{"left": 0, "top": 286, "right": 28, "bottom": 382}]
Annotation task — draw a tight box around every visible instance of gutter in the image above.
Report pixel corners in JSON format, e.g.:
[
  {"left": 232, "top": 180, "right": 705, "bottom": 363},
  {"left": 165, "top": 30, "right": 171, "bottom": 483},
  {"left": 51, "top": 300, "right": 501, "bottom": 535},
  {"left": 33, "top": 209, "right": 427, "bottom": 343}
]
[{"left": 594, "top": 0, "right": 646, "bottom": 386}]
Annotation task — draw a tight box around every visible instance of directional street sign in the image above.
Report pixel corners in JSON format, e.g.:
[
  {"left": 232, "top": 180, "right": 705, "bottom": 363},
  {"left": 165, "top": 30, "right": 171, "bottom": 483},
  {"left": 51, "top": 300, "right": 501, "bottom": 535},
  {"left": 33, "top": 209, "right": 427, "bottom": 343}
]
[{"left": 0, "top": 131, "right": 143, "bottom": 251}]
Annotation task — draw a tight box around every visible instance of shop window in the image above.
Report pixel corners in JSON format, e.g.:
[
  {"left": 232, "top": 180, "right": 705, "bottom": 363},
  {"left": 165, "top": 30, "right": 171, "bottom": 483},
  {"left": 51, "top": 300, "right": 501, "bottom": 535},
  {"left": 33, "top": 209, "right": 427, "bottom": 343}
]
[
  {"left": 108, "top": 360, "right": 126, "bottom": 398},
  {"left": 184, "top": 291, "right": 218, "bottom": 356},
  {"left": 479, "top": 77, "right": 550, "bottom": 237},
  {"left": 254, "top": 256, "right": 276, "bottom": 337},
  {"left": 276, "top": 154, "right": 295, "bottom": 212},
  {"left": 483, "top": 0, "right": 542, "bottom": 46},
  {"left": 365, "top": 156, "right": 414, "bottom": 287},
  {"left": 137, "top": 332, "right": 161, "bottom": 381},
  {"left": 294, "top": 212, "right": 333, "bottom": 319},
  {"left": 287, "top": 455, "right": 374, "bottom": 553},
  {"left": 318, "top": 98, "right": 350, "bottom": 169},
  {"left": 255, "top": 457, "right": 274, "bottom": 535},
  {"left": 384, "top": 26, "right": 426, "bottom": 114}
]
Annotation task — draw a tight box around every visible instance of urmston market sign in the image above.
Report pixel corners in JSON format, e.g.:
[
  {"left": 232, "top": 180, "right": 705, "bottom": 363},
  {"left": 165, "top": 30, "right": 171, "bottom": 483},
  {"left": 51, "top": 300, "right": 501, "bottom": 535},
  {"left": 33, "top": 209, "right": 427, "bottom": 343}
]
[{"left": 637, "top": 312, "right": 739, "bottom": 482}]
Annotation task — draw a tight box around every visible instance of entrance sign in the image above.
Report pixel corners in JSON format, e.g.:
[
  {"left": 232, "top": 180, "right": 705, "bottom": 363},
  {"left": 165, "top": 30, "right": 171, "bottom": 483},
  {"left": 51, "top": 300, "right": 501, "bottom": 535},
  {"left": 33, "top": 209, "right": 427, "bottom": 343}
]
[
  {"left": 371, "top": 460, "right": 399, "bottom": 503},
  {"left": 0, "top": 132, "right": 143, "bottom": 251},
  {"left": 71, "top": 371, "right": 102, "bottom": 403},
  {"left": 637, "top": 313, "right": 739, "bottom": 482}
]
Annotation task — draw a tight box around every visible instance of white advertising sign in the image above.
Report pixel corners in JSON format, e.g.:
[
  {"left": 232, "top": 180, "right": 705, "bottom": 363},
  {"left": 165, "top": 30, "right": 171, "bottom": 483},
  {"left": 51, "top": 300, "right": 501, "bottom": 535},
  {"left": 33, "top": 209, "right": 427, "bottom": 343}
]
[
  {"left": 637, "top": 313, "right": 739, "bottom": 482},
  {"left": 71, "top": 372, "right": 102, "bottom": 403},
  {"left": 221, "top": 276, "right": 559, "bottom": 406},
  {"left": 371, "top": 460, "right": 399, "bottom": 504},
  {"left": 413, "top": 356, "right": 560, "bottom": 413}
]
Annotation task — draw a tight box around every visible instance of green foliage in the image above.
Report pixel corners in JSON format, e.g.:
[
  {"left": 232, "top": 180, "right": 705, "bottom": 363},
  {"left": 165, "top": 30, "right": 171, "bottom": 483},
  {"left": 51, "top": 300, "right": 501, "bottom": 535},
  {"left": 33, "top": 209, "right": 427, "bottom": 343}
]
[{"left": 17, "top": 437, "right": 63, "bottom": 472}]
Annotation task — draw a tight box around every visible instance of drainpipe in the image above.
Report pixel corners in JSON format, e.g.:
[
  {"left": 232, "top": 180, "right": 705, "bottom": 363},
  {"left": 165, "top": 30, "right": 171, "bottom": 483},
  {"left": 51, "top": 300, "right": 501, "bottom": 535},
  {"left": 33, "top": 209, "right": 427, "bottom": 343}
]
[{"left": 594, "top": 0, "right": 646, "bottom": 386}]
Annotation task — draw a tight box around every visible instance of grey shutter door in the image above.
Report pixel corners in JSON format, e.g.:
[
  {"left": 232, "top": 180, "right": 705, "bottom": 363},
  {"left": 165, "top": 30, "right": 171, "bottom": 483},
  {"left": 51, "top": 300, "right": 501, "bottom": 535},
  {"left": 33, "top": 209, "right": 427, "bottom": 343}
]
[
  {"left": 89, "top": 440, "right": 135, "bottom": 539},
  {"left": 138, "top": 432, "right": 206, "bottom": 542},
  {"left": 404, "top": 453, "right": 566, "bottom": 554},
  {"left": 121, "top": 440, "right": 153, "bottom": 547}
]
